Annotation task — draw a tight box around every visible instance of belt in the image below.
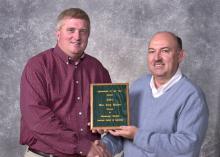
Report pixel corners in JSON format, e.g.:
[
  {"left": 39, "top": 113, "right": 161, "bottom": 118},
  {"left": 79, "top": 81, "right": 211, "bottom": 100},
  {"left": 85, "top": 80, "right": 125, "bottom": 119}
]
[{"left": 28, "top": 148, "right": 57, "bottom": 157}]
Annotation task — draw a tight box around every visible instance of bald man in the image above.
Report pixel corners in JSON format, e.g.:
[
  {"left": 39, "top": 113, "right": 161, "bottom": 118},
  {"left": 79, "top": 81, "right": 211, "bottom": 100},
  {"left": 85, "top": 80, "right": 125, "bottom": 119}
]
[{"left": 102, "top": 31, "right": 208, "bottom": 157}]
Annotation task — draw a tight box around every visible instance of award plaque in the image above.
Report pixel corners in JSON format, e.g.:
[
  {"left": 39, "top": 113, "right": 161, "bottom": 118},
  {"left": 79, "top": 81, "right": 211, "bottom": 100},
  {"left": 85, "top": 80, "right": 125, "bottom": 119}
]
[{"left": 90, "top": 83, "right": 130, "bottom": 130}]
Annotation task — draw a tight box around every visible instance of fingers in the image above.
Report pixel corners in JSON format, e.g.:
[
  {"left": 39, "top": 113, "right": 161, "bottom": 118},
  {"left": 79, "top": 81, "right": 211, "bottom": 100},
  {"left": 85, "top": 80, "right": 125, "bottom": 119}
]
[
  {"left": 92, "top": 129, "right": 104, "bottom": 134},
  {"left": 87, "top": 142, "right": 103, "bottom": 157},
  {"left": 108, "top": 126, "right": 138, "bottom": 139},
  {"left": 92, "top": 129, "right": 108, "bottom": 134},
  {"left": 94, "top": 140, "right": 105, "bottom": 153},
  {"left": 87, "top": 141, "right": 111, "bottom": 157},
  {"left": 108, "top": 130, "right": 123, "bottom": 136},
  {"left": 94, "top": 140, "right": 108, "bottom": 150},
  {"left": 94, "top": 140, "right": 100, "bottom": 145},
  {"left": 95, "top": 143, "right": 104, "bottom": 154},
  {"left": 88, "top": 123, "right": 105, "bottom": 134},
  {"left": 92, "top": 129, "right": 98, "bottom": 133}
]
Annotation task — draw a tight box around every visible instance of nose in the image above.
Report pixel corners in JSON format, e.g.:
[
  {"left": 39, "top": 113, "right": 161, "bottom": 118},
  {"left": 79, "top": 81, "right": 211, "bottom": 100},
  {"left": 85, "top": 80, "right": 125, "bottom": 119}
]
[
  {"left": 154, "top": 51, "right": 162, "bottom": 60},
  {"left": 73, "top": 30, "right": 80, "bottom": 40}
]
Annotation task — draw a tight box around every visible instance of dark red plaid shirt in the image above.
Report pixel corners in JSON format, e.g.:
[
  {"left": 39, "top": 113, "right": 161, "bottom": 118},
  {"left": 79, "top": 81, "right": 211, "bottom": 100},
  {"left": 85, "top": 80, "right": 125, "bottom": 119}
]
[{"left": 20, "top": 45, "right": 111, "bottom": 156}]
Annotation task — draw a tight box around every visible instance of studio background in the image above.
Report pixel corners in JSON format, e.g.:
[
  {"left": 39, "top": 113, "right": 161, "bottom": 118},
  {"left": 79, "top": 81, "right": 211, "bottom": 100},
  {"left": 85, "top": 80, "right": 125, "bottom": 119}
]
[{"left": 0, "top": 0, "right": 219, "bottom": 157}]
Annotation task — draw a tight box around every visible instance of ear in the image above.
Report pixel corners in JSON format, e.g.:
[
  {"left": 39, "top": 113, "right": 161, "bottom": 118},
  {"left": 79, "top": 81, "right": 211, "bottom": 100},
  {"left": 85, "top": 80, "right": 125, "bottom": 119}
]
[
  {"left": 56, "top": 30, "right": 60, "bottom": 41},
  {"left": 178, "top": 49, "right": 186, "bottom": 63}
]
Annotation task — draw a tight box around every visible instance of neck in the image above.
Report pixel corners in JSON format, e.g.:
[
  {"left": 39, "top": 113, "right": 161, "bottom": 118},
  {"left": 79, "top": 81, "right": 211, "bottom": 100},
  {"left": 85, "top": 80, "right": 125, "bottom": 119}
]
[
  {"left": 153, "top": 69, "right": 180, "bottom": 88},
  {"left": 153, "top": 77, "right": 169, "bottom": 88},
  {"left": 70, "top": 53, "right": 83, "bottom": 61},
  {"left": 58, "top": 44, "right": 83, "bottom": 61}
]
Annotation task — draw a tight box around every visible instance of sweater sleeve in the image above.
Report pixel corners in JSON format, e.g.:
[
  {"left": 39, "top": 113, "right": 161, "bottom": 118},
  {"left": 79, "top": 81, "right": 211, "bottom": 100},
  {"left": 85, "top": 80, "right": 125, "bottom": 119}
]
[
  {"left": 102, "top": 133, "right": 123, "bottom": 156},
  {"left": 133, "top": 91, "right": 209, "bottom": 156}
]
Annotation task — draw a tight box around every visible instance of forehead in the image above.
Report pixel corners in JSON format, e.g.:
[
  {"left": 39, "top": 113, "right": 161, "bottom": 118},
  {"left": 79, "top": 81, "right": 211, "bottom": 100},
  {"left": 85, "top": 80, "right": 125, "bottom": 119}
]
[
  {"left": 61, "top": 18, "right": 89, "bottom": 28},
  {"left": 149, "top": 33, "right": 177, "bottom": 49}
]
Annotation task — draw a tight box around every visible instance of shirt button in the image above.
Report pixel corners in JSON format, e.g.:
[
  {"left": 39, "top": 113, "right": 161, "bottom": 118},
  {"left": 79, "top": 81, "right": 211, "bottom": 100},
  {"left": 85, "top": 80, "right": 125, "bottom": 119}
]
[
  {"left": 77, "top": 97, "right": 80, "bottom": 100},
  {"left": 80, "top": 128, "right": 83, "bottom": 132},
  {"left": 79, "top": 151, "right": 83, "bottom": 155},
  {"left": 66, "top": 61, "right": 69, "bottom": 64},
  {"left": 79, "top": 112, "right": 82, "bottom": 115},
  {"left": 75, "top": 80, "right": 79, "bottom": 84}
]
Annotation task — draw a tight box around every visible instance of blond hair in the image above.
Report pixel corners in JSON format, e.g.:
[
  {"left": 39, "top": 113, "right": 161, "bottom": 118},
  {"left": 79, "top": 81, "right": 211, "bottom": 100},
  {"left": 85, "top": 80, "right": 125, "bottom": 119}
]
[{"left": 56, "top": 8, "right": 90, "bottom": 31}]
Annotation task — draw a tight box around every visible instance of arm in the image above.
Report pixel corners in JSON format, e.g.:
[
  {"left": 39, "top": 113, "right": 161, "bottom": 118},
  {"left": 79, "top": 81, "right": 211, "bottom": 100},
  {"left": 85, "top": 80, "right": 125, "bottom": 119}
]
[
  {"left": 134, "top": 92, "right": 208, "bottom": 155},
  {"left": 20, "top": 61, "right": 91, "bottom": 155},
  {"left": 108, "top": 78, "right": 209, "bottom": 156},
  {"left": 101, "top": 133, "right": 123, "bottom": 156},
  {"left": 111, "top": 91, "right": 209, "bottom": 155}
]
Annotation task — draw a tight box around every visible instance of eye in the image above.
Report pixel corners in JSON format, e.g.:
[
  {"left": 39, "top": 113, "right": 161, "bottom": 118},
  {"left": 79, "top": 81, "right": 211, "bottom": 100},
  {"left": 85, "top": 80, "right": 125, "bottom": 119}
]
[
  {"left": 67, "top": 28, "right": 75, "bottom": 33},
  {"left": 79, "top": 29, "right": 89, "bottom": 34},
  {"left": 161, "top": 48, "right": 170, "bottom": 53},
  {"left": 148, "top": 49, "right": 155, "bottom": 53}
]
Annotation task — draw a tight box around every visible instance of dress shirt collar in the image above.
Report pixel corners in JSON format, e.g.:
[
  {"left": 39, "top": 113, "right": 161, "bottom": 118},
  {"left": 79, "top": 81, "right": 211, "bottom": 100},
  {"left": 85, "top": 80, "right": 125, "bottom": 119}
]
[
  {"left": 54, "top": 44, "right": 85, "bottom": 65},
  {"left": 150, "top": 68, "right": 182, "bottom": 98}
]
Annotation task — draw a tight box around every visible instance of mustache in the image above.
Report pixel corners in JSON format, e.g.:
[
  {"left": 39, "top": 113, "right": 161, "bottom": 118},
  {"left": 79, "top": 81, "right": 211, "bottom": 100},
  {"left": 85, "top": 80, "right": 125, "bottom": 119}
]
[{"left": 154, "top": 60, "right": 164, "bottom": 64}]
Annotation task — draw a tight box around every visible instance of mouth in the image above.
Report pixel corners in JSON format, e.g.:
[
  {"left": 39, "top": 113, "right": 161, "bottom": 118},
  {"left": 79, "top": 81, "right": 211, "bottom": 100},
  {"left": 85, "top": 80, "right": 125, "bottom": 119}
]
[
  {"left": 154, "top": 62, "right": 164, "bottom": 68},
  {"left": 70, "top": 41, "right": 80, "bottom": 46}
]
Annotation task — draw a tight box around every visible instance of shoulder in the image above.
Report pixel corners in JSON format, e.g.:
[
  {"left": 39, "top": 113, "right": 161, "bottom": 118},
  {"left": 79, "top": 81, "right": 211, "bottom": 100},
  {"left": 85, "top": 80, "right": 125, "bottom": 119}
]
[
  {"left": 84, "top": 54, "right": 105, "bottom": 67},
  {"left": 178, "top": 75, "right": 208, "bottom": 121},
  {"left": 83, "top": 53, "right": 111, "bottom": 82},
  {"left": 26, "top": 48, "right": 53, "bottom": 66},
  {"left": 178, "top": 75, "right": 208, "bottom": 112},
  {"left": 84, "top": 54, "right": 109, "bottom": 73},
  {"left": 23, "top": 48, "right": 54, "bottom": 73},
  {"left": 132, "top": 74, "right": 151, "bottom": 87},
  {"left": 130, "top": 74, "right": 151, "bottom": 92},
  {"left": 180, "top": 75, "right": 205, "bottom": 98}
]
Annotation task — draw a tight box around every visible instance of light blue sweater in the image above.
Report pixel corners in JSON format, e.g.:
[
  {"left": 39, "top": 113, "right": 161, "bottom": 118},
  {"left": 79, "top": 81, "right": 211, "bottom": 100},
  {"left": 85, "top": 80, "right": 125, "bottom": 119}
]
[{"left": 102, "top": 74, "right": 208, "bottom": 157}]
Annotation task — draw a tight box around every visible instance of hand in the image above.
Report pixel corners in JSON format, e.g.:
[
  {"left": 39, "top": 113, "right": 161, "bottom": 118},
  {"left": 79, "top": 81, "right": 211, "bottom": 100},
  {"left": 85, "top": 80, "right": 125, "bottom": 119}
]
[
  {"left": 92, "top": 129, "right": 109, "bottom": 134},
  {"left": 109, "top": 126, "right": 138, "bottom": 140},
  {"left": 87, "top": 140, "right": 111, "bottom": 157},
  {"left": 88, "top": 122, "right": 108, "bottom": 134}
]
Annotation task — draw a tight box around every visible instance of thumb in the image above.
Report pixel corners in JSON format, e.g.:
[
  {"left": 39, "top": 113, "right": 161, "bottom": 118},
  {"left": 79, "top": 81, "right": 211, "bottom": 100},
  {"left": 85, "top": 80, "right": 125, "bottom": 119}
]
[{"left": 94, "top": 140, "right": 100, "bottom": 145}]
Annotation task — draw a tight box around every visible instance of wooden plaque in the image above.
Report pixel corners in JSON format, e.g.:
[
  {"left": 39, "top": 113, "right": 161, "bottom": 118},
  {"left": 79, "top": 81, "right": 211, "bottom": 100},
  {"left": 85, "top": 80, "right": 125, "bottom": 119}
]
[{"left": 90, "top": 83, "right": 130, "bottom": 130}]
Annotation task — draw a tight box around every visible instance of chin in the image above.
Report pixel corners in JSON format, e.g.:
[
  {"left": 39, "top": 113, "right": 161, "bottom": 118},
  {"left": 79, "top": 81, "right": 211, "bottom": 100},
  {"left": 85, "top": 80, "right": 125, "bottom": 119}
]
[
  {"left": 69, "top": 50, "right": 83, "bottom": 55},
  {"left": 152, "top": 70, "right": 165, "bottom": 75},
  {"left": 153, "top": 72, "right": 166, "bottom": 77}
]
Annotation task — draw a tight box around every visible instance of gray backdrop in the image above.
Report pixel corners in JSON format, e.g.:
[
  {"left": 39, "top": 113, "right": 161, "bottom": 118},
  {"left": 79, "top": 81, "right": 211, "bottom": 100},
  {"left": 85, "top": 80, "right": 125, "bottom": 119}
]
[{"left": 0, "top": 0, "right": 219, "bottom": 157}]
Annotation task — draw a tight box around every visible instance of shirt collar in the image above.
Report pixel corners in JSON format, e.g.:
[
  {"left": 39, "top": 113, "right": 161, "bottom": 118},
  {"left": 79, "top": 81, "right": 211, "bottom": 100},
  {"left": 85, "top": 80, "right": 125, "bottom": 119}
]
[
  {"left": 54, "top": 44, "right": 85, "bottom": 65},
  {"left": 150, "top": 68, "right": 182, "bottom": 98}
]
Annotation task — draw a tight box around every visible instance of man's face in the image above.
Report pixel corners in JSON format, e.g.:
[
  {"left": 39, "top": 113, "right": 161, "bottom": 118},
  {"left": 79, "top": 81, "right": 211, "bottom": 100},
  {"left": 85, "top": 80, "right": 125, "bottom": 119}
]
[
  {"left": 147, "top": 33, "right": 184, "bottom": 83},
  {"left": 56, "top": 18, "right": 89, "bottom": 58}
]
